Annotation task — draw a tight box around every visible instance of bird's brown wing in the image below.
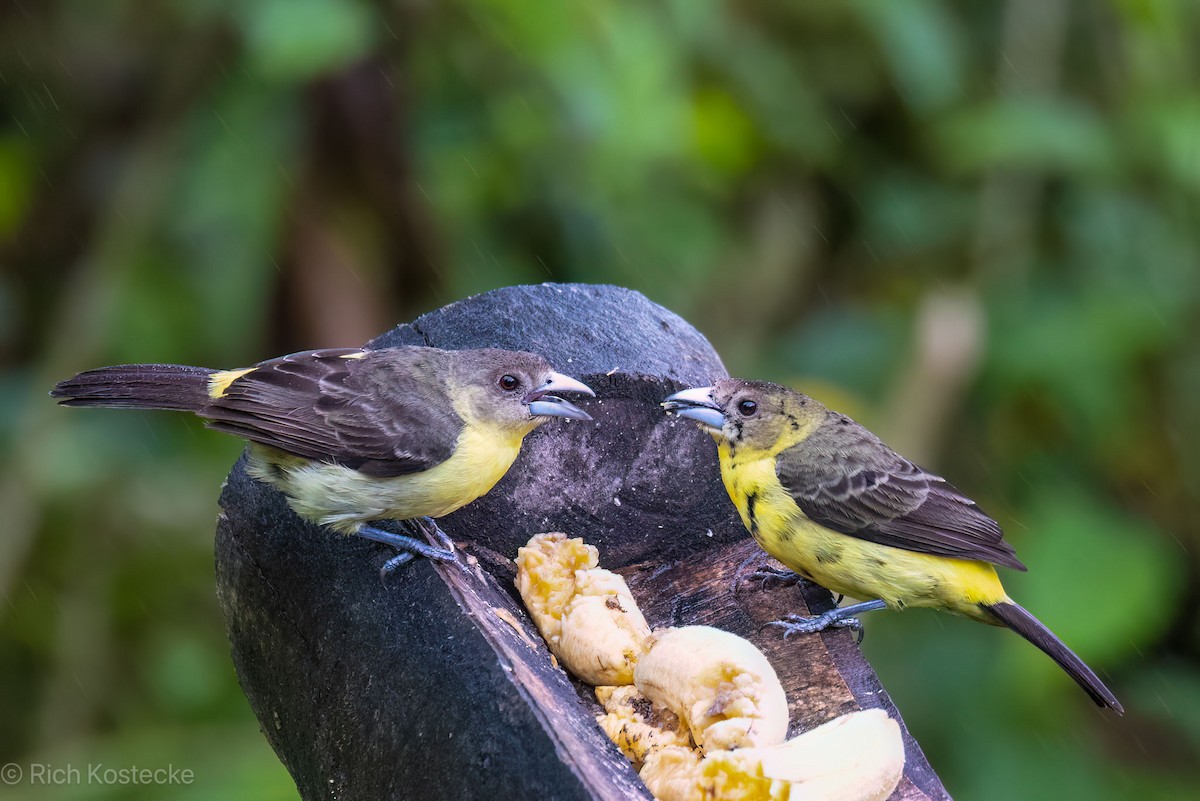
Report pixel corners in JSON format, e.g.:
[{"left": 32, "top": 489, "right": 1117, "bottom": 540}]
[
  {"left": 199, "top": 348, "right": 463, "bottom": 477},
  {"left": 775, "top": 414, "right": 1026, "bottom": 570}
]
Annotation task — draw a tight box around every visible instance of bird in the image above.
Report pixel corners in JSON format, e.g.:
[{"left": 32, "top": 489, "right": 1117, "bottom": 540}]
[
  {"left": 663, "top": 379, "right": 1122, "bottom": 712},
  {"left": 52, "top": 346, "right": 594, "bottom": 573}
]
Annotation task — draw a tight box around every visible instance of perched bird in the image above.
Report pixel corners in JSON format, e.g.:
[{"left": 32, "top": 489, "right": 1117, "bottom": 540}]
[
  {"left": 663, "top": 380, "right": 1122, "bottom": 712},
  {"left": 52, "top": 346, "right": 594, "bottom": 572}
]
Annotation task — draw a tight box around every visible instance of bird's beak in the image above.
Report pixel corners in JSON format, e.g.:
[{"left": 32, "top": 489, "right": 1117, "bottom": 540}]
[
  {"left": 525, "top": 372, "right": 595, "bottom": 421},
  {"left": 661, "top": 387, "right": 726, "bottom": 432}
]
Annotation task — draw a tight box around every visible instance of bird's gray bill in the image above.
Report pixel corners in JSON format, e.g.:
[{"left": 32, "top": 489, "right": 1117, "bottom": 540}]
[
  {"left": 662, "top": 387, "right": 726, "bottom": 430},
  {"left": 526, "top": 372, "right": 594, "bottom": 421}
]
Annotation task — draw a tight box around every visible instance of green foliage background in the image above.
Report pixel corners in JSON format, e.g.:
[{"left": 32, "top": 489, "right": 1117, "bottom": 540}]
[{"left": 2, "top": 1, "right": 1198, "bottom": 798}]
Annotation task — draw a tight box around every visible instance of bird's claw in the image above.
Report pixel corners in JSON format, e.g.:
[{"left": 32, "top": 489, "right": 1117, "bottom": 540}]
[
  {"left": 379, "top": 552, "right": 415, "bottom": 582},
  {"left": 749, "top": 567, "right": 804, "bottom": 588},
  {"left": 766, "top": 611, "right": 866, "bottom": 643},
  {"left": 419, "top": 517, "right": 457, "bottom": 556},
  {"left": 378, "top": 541, "right": 456, "bottom": 583},
  {"left": 734, "top": 555, "right": 803, "bottom": 592}
]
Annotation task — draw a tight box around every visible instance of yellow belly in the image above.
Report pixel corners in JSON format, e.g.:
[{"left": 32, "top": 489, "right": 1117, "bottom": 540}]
[
  {"left": 248, "top": 424, "right": 525, "bottom": 534},
  {"left": 719, "top": 450, "right": 1007, "bottom": 621}
]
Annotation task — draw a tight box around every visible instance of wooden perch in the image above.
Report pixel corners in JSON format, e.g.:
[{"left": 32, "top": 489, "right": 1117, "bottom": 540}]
[{"left": 214, "top": 283, "right": 950, "bottom": 800}]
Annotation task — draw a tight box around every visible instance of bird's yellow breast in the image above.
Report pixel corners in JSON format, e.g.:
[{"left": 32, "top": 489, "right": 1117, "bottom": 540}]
[
  {"left": 716, "top": 443, "right": 1006, "bottom": 621},
  {"left": 249, "top": 423, "right": 527, "bottom": 534}
]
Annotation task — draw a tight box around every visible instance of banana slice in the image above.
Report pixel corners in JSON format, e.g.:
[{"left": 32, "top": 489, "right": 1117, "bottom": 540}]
[
  {"left": 639, "top": 709, "right": 904, "bottom": 801},
  {"left": 515, "top": 532, "right": 597, "bottom": 642},
  {"left": 639, "top": 746, "right": 703, "bottom": 801},
  {"left": 634, "top": 626, "right": 788, "bottom": 752},
  {"left": 706, "top": 709, "right": 904, "bottom": 801},
  {"left": 515, "top": 533, "right": 650, "bottom": 685},
  {"left": 595, "top": 685, "right": 689, "bottom": 767}
]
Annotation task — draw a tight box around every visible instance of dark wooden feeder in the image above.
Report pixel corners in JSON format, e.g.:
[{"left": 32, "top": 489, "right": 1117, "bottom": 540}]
[{"left": 214, "top": 283, "right": 950, "bottom": 800}]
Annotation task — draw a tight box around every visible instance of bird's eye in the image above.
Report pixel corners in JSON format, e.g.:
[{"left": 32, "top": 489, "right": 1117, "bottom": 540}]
[
  {"left": 498, "top": 374, "right": 520, "bottom": 391},
  {"left": 737, "top": 399, "right": 758, "bottom": 417}
]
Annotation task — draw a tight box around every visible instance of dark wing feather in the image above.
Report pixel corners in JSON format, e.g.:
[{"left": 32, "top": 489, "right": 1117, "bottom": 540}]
[
  {"left": 199, "top": 348, "right": 462, "bottom": 477},
  {"left": 776, "top": 413, "right": 1026, "bottom": 570}
]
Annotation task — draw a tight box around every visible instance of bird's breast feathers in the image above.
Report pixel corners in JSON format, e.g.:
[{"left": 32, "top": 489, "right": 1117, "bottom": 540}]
[
  {"left": 248, "top": 422, "right": 526, "bottom": 534},
  {"left": 717, "top": 446, "right": 1005, "bottom": 616}
]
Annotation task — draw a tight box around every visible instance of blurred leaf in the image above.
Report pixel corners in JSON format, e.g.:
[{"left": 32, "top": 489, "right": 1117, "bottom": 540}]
[
  {"left": 163, "top": 80, "right": 301, "bottom": 360},
  {"left": 1123, "top": 659, "right": 1200, "bottom": 761},
  {"left": 691, "top": 86, "right": 760, "bottom": 176},
  {"left": 146, "top": 633, "right": 225, "bottom": 714},
  {"left": 852, "top": 0, "right": 964, "bottom": 114},
  {"left": 862, "top": 170, "right": 975, "bottom": 253},
  {"left": 986, "top": 284, "right": 1172, "bottom": 442},
  {"left": 1128, "top": 96, "right": 1200, "bottom": 190},
  {"left": 0, "top": 135, "right": 35, "bottom": 237},
  {"left": 936, "top": 97, "right": 1113, "bottom": 173},
  {"left": 772, "top": 306, "right": 909, "bottom": 399},
  {"left": 237, "top": 0, "right": 374, "bottom": 82},
  {"left": 1005, "top": 486, "right": 1184, "bottom": 663}
]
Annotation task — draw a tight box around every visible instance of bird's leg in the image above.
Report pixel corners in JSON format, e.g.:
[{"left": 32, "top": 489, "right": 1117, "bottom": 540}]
[
  {"left": 766, "top": 599, "right": 888, "bottom": 643},
  {"left": 735, "top": 554, "right": 805, "bottom": 592},
  {"left": 359, "top": 523, "right": 457, "bottom": 579}
]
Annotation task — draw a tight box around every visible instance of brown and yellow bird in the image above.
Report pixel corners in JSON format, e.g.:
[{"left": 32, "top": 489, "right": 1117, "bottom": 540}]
[
  {"left": 664, "top": 380, "right": 1122, "bottom": 712},
  {"left": 52, "top": 346, "right": 593, "bottom": 572}
]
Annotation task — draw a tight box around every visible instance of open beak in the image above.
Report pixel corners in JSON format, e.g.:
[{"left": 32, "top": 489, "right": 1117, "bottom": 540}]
[
  {"left": 526, "top": 372, "right": 595, "bottom": 421},
  {"left": 661, "top": 387, "right": 726, "bottom": 432}
]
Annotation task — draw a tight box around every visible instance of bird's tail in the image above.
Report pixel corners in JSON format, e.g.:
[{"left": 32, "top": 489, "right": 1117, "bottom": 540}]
[
  {"left": 51, "top": 364, "right": 216, "bottom": 412},
  {"left": 983, "top": 600, "right": 1123, "bottom": 713}
]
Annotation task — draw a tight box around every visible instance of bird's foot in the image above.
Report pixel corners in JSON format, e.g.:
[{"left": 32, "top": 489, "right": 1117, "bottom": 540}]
[
  {"left": 749, "top": 566, "right": 804, "bottom": 588},
  {"left": 765, "top": 599, "right": 887, "bottom": 644},
  {"left": 379, "top": 552, "right": 415, "bottom": 578},
  {"left": 766, "top": 611, "right": 864, "bottom": 639},
  {"left": 734, "top": 556, "right": 804, "bottom": 592},
  {"left": 358, "top": 523, "right": 457, "bottom": 581}
]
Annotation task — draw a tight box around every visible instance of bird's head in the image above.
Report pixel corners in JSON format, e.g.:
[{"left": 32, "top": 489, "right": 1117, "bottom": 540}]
[
  {"left": 450, "top": 349, "right": 594, "bottom": 435},
  {"left": 662, "top": 379, "right": 825, "bottom": 453}
]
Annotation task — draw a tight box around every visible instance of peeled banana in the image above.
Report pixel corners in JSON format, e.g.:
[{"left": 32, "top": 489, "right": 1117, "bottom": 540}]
[
  {"left": 634, "top": 626, "right": 789, "bottom": 753},
  {"left": 515, "top": 532, "right": 650, "bottom": 685},
  {"left": 514, "top": 533, "right": 906, "bottom": 801},
  {"left": 595, "top": 684, "right": 690, "bottom": 766},
  {"left": 639, "top": 709, "right": 903, "bottom": 801}
]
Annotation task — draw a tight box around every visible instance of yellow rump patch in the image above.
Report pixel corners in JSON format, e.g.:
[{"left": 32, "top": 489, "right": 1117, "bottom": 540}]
[{"left": 208, "top": 367, "right": 255, "bottom": 398}]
